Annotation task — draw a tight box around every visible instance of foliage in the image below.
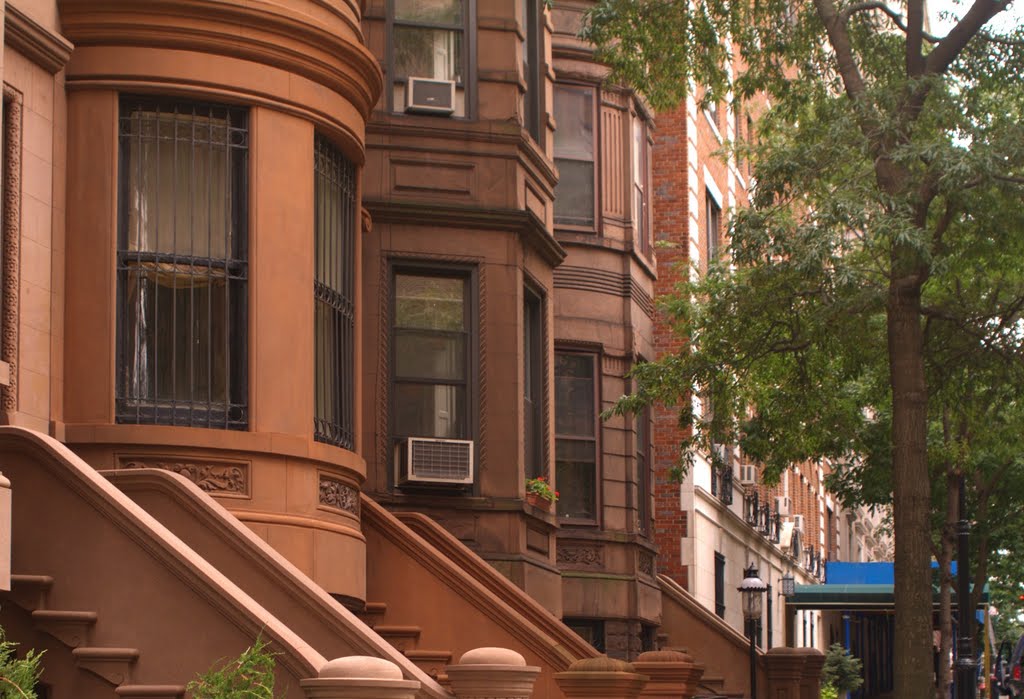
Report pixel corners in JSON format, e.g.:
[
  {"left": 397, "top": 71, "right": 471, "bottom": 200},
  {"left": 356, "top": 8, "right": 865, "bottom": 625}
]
[
  {"left": 526, "top": 476, "right": 558, "bottom": 502},
  {"left": 821, "top": 643, "right": 864, "bottom": 694},
  {"left": 820, "top": 682, "right": 839, "bottom": 699},
  {"left": 0, "top": 628, "right": 43, "bottom": 699},
  {"left": 187, "top": 638, "right": 278, "bottom": 699}
]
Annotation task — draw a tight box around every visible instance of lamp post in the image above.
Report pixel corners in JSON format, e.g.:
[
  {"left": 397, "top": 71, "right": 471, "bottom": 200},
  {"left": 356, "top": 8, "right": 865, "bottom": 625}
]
[
  {"left": 955, "top": 473, "right": 977, "bottom": 699},
  {"left": 739, "top": 566, "right": 768, "bottom": 699}
]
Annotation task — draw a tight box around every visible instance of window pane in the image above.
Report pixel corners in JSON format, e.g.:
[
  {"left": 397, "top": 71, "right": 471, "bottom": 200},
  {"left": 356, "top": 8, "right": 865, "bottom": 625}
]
[
  {"left": 555, "top": 353, "right": 595, "bottom": 436},
  {"left": 395, "top": 0, "right": 462, "bottom": 24},
  {"left": 394, "top": 26, "right": 463, "bottom": 82},
  {"left": 554, "top": 87, "right": 594, "bottom": 160},
  {"left": 395, "top": 329, "right": 465, "bottom": 380},
  {"left": 556, "top": 439, "right": 596, "bottom": 519},
  {"left": 554, "top": 159, "right": 595, "bottom": 227},
  {"left": 396, "top": 274, "right": 465, "bottom": 330},
  {"left": 394, "top": 383, "right": 466, "bottom": 438}
]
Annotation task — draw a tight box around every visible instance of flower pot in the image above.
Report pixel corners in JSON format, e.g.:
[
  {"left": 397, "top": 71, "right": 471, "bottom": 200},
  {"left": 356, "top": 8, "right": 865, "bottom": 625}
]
[{"left": 526, "top": 492, "right": 551, "bottom": 511}]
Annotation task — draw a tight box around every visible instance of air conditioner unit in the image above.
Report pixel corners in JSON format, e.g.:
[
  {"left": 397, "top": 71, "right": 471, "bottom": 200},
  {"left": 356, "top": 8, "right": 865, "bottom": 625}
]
[
  {"left": 405, "top": 77, "right": 456, "bottom": 115},
  {"left": 775, "top": 495, "right": 792, "bottom": 516},
  {"left": 397, "top": 437, "right": 474, "bottom": 485},
  {"left": 792, "top": 514, "right": 805, "bottom": 532},
  {"left": 739, "top": 463, "right": 758, "bottom": 486}
]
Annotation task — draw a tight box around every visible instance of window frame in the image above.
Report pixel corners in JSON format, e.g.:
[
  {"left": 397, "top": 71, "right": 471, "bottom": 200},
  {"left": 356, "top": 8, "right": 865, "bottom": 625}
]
[
  {"left": 714, "top": 551, "right": 726, "bottom": 618},
  {"left": 386, "top": 0, "right": 476, "bottom": 118},
  {"left": 635, "top": 402, "right": 652, "bottom": 537},
  {"left": 553, "top": 82, "right": 600, "bottom": 233},
  {"left": 389, "top": 262, "right": 479, "bottom": 477},
  {"left": 522, "top": 0, "right": 545, "bottom": 144},
  {"left": 632, "top": 111, "right": 653, "bottom": 258},
  {"left": 523, "top": 284, "right": 545, "bottom": 480},
  {"left": 554, "top": 348, "right": 601, "bottom": 525},
  {"left": 705, "top": 188, "right": 721, "bottom": 267},
  {"left": 115, "top": 96, "right": 249, "bottom": 430}
]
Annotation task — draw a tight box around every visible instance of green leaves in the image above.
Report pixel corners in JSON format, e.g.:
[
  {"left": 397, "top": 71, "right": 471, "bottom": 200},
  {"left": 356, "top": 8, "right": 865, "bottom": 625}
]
[
  {"left": 0, "top": 628, "right": 42, "bottom": 699},
  {"left": 187, "top": 637, "right": 278, "bottom": 699}
]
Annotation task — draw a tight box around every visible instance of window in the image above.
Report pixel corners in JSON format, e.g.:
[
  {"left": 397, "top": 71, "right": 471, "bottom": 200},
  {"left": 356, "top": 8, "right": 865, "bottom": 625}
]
[
  {"left": 116, "top": 98, "right": 248, "bottom": 428},
  {"left": 564, "top": 619, "right": 605, "bottom": 654},
  {"left": 553, "top": 85, "right": 596, "bottom": 228},
  {"left": 314, "top": 135, "right": 357, "bottom": 449},
  {"left": 636, "top": 405, "right": 652, "bottom": 536},
  {"left": 746, "top": 114, "right": 755, "bottom": 177},
  {"left": 392, "top": 270, "right": 472, "bottom": 441},
  {"left": 555, "top": 351, "right": 597, "bottom": 521},
  {"left": 714, "top": 551, "right": 726, "bottom": 618},
  {"left": 706, "top": 94, "right": 720, "bottom": 133},
  {"left": 633, "top": 116, "right": 651, "bottom": 256},
  {"left": 522, "top": 0, "right": 544, "bottom": 142},
  {"left": 524, "top": 288, "right": 543, "bottom": 479},
  {"left": 390, "top": 0, "right": 468, "bottom": 116},
  {"left": 705, "top": 189, "right": 721, "bottom": 265},
  {"left": 766, "top": 582, "right": 773, "bottom": 648},
  {"left": 734, "top": 102, "right": 744, "bottom": 172}
]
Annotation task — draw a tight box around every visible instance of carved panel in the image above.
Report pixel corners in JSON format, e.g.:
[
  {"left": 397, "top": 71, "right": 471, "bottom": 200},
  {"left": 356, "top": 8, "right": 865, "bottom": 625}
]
[
  {"left": 526, "top": 524, "right": 550, "bottom": 555},
  {"left": 557, "top": 544, "right": 604, "bottom": 568},
  {"left": 391, "top": 158, "right": 475, "bottom": 198},
  {"left": 319, "top": 475, "right": 360, "bottom": 516},
  {"left": 1, "top": 86, "right": 22, "bottom": 410},
  {"left": 601, "top": 106, "right": 625, "bottom": 218},
  {"left": 121, "top": 458, "right": 249, "bottom": 497},
  {"left": 638, "top": 550, "right": 655, "bottom": 578}
]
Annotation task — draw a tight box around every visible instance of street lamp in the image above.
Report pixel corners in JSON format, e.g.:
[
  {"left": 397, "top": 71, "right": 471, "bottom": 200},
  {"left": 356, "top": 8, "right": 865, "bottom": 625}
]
[
  {"left": 739, "top": 566, "right": 768, "bottom": 699},
  {"left": 780, "top": 572, "right": 796, "bottom": 598}
]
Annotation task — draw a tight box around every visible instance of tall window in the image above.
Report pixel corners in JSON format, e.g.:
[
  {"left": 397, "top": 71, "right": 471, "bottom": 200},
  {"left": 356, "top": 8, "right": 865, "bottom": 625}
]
[
  {"left": 633, "top": 117, "right": 651, "bottom": 257},
  {"left": 390, "top": 0, "right": 468, "bottom": 115},
  {"left": 705, "top": 189, "right": 721, "bottom": 265},
  {"left": 553, "top": 85, "right": 596, "bottom": 228},
  {"left": 636, "top": 405, "right": 652, "bottom": 536},
  {"left": 522, "top": 0, "right": 544, "bottom": 142},
  {"left": 392, "top": 270, "right": 471, "bottom": 441},
  {"left": 555, "top": 351, "right": 597, "bottom": 521},
  {"left": 314, "top": 135, "right": 357, "bottom": 449},
  {"left": 117, "top": 98, "right": 248, "bottom": 428},
  {"left": 524, "top": 288, "right": 543, "bottom": 479},
  {"left": 714, "top": 551, "right": 726, "bottom": 618}
]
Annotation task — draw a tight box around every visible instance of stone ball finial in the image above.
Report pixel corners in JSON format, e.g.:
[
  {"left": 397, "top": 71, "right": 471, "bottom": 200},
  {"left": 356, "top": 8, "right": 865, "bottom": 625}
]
[
  {"left": 567, "top": 656, "right": 636, "bottom": 673},
  {"left": 319, "top": 656, "right": 404, "bottom": 680},
  {"left": 457, "top": 647, "right": 527, "bottom": 666},
  {"left": 636, "top": 650, "right": 694, "bottom": 663}
]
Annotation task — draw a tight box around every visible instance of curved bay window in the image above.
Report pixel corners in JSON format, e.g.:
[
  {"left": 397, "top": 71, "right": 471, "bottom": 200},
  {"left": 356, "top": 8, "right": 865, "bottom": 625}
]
[
  {"left": 314, "top": 135, "right": 357, "bottom": 449},
  {"left": 117, "top": 98, "right": 248, "bottom": 429}
]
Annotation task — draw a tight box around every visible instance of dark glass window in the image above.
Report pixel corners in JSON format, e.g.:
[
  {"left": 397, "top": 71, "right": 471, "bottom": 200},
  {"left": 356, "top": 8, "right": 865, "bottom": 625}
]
[
  {"left": 705, "top": 190, "right": 721, "bottom": 265},
  {"left": 522, "top": 0, "right": 544, "bottom": 142},
  {"left": 564, "top": 619, "right": 605, "bottom": 654},
  {"left": 314, "top": 135, "right": 357, "bottom": 449},
  {"left": 633, "top": 117, "right": 651, "bottom": 256},
  {"left": 555, "top": 351, "right": 597, "bottom": 521},
  {"left": 554, "top": 85, "right": 596, "bottom": 228},
  {"left": 714, "top": 551, "right": 726, "bottom": 618},
  {"left": 116, "top": 98, "right": 248, "bottom": 428},
  {"left": 524, "top": 288, "right": 543, "bottom": 479},
  {"left": 392, "top": 271, "right": 470, "bottom": 440},
  {"left": 636, "top": 404, "right": 652, "bottom": 536},
  {"left": 390, "top": 0, "right": 468, "bottom": 115}
]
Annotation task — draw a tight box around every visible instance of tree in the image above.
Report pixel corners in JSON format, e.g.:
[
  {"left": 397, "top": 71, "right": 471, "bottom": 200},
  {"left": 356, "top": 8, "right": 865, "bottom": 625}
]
[{"left": 585, "top": 2, "right": 1024, "bottom": 698}]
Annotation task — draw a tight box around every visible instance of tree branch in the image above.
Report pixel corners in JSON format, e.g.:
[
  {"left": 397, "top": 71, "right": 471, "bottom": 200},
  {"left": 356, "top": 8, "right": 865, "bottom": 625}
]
[
  {"left": 926, "top": 0, "right": 1011, "bottom": 75},
  {"left": 814, "top": 0, "right": 869, "bottom": 100}
]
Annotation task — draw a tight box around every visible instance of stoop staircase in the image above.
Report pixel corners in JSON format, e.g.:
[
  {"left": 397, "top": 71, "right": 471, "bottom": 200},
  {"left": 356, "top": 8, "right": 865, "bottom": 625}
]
[{"left": 356, "top": 601, "right": 454, "bottom": 684}]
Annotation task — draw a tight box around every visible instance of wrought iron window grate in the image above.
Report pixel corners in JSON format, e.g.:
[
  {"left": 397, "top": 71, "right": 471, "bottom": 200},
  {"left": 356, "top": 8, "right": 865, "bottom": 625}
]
[
  {"left": 116, "top": 98, "right": 248, "bottom": 429},
  {"left": 313, "top": 135, "right": 357, "bottom": 449}
]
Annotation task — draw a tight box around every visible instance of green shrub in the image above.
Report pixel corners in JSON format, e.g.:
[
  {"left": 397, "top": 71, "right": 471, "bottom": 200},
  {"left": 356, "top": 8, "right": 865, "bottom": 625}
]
[
  {"left": 187, "top": 637, "right": 278, "bottom": 699},
  {"left": 0, "top": 628, "right": 43, "bottom": 699},
  {"left": 821, "top": 643, "right": 864, "bottom": 694},
  {"left": 820, "top": 682, "right": 839, "bottom": 699}
]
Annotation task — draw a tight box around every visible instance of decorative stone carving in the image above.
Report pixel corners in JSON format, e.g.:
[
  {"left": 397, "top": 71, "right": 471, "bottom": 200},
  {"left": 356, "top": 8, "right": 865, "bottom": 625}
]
[
  {"left": 557, "top": 544, "right": 604, "bottom": 568},
  {"left": 1, "top": 86, "right": 22, "bottom": 412},
  {"left": 121, "top": 460, "right": 248, "bottom": 496},
  {"left": 638, "top": 551, "right": 655, "bottom": 577},
  {"left": 319, "top": 476, "right": 359, "bottom": 515}
]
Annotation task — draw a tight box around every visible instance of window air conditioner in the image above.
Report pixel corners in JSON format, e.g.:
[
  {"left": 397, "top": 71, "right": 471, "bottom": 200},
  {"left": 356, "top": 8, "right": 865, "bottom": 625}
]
[
  {"left": 397, "top": 437, "right": 474, "bottom": 485},
  {"left": 775, "top": 495, "right": 792, "bottom": 516},
  {"left": 739, "top": 463, "right": 758, "bottom": 486},
  {"left": 405, "top": 78, "right": 456, "bottom": 115},
  {"left": 792, "top": 514, "right": 805, "bottom": 532}
]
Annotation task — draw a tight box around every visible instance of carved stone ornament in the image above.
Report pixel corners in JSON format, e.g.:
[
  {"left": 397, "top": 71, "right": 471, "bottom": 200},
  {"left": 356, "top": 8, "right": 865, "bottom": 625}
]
[
  {"left": 557, "top": 544, "right": 604, "bottom": 568},
  {"left": 638, "top": 551, "right": 655, "bottom": 577},
  {"left": 122, "top": 460, "right": 248, "bottom": 495},
  {"left": 319, "top": 476, "right": 359, "bottom": 516}
]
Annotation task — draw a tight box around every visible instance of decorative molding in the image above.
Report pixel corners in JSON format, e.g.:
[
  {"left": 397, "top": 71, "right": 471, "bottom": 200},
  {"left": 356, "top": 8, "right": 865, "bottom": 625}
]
[
  {"left": 318, "top": 475, "right": 360, "bottom": 516},
  {"left": 120, "top": 458, "right": 249, "bottom": 497},
  {"left": 552, "top": 266, "right": 655, "bottom": 319},
  {"left": 1, "top": 87, "right": 23, "bottom": 410},
  {"left": 477, "top": 265, "right": 488, "bottom": 476},
  {"left": 557, "top": 544, "right": 604, "bottom": 568},
  {"left": 638, "top": 550, "right": 655, "bottom": 578},
  {"left": 4, "top": 5, "right": 74, "bottom": 75}
]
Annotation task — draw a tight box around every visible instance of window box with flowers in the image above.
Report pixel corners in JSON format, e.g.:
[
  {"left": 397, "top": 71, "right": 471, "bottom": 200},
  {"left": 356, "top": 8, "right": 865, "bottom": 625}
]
[{"left": 526, "top": 476, "right": 558, "bottom": 511}]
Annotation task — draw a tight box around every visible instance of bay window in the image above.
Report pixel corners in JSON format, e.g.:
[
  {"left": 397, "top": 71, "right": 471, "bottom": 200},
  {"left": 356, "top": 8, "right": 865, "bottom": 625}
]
[
  {"left": 555, "top": 351, "right": 598, "bottom": 521},
  {"left": 553, "top": 85, "right": 596, "bottom": 228}
]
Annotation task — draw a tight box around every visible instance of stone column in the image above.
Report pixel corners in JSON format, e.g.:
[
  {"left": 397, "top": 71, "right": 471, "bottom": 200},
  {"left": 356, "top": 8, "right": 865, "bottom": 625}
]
[
  {"left": 555, "top": 657, "right": 648, "bottom": 699},
  {"left": 795, "top": 648, "right": 825, "bottom": 699},
  {"left": 764, "top": 648, "right": 807, "bottom": 699},
  {"left": 446, "top": 647, "right": 541, "bottom": 699},
  {"left": 633, "top": 650, "right": 705, "bottom": 699},
  {"left": 301, "top": 656, "right": 421, "bottom": 699}
]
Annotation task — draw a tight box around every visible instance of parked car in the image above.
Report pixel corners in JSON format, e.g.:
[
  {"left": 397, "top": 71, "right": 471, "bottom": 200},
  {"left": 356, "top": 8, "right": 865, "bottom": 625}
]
[{"left": 996, "top": 633, "right": 1024, "bottom": 699}]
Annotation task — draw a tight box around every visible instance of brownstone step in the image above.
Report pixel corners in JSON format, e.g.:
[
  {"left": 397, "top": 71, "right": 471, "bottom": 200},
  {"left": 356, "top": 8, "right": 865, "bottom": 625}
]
[
  {"left": 404, "top": 649, "right": 453, "bottom": 684},
  {"left": 31, "top": 609, "right": 97, "bottom": 648},
  {"left": 359, "top": 601, "right": 388, "bottom": 627},
  {"left": 7, "top": 574, "right": 54, "bottom": 611},
  {"left": 73, "top": 647, "right": 140, "bottom": 686},
  {"left": 115, "top": 686, "right": 186, "bottom": 699},
  {"left": 374, "top": 624, "right": 421, "bottom": 651}
]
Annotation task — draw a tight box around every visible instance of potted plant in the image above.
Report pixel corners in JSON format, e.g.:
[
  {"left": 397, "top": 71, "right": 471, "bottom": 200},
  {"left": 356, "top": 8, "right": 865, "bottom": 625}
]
[{"left": 525, "top": 476, "right": 558, "bottom": 510}]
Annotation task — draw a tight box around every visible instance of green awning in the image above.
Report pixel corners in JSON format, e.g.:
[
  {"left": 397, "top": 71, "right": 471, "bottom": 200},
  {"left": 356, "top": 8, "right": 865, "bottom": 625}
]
[{"left": 787, "top": 583, "right": 989, "bottom": 611}]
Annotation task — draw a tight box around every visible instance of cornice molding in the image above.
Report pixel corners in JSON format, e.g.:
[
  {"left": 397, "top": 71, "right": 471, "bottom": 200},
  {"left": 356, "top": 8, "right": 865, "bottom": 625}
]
[
  {"left": 57, "top": 0, "right": 383, "bottom": 118},
  {"left": 364, "top": 200, "right": 566, "bottom": 267},
  {"left": 5, "top": 5, "right": 75, "bottom": 74}
]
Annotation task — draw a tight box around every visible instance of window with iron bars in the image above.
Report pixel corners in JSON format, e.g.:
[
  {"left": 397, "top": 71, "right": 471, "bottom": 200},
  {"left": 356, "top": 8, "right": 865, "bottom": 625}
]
[
  {"left": 116, "top": 98, "right": 248, "bottom": 429},
  {"left": 314, "top": 135, "right": 357, "bottom": 449}
]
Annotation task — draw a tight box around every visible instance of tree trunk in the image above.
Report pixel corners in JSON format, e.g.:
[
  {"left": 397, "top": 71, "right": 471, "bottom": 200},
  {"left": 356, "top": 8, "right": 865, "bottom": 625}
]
[{"left": 888, "top": 274, "right": 935, "bottom": 699}]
